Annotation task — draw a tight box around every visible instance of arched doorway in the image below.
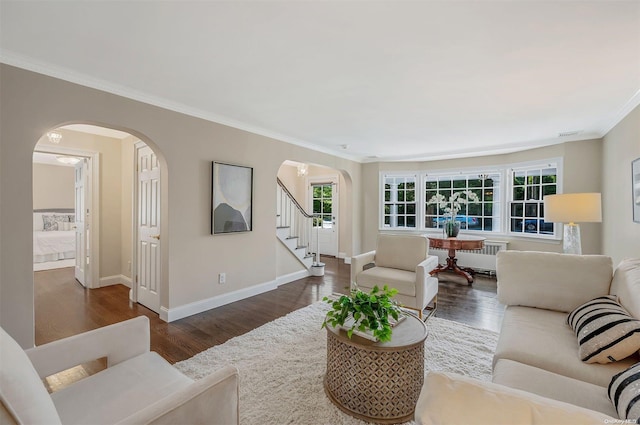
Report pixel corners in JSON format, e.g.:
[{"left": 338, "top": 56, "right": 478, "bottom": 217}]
[
  {"left": 276, "top": 160, "right": 354, "bottom": 277},
  {"left": 32, "top": 124, "right": 166, "bottom": 318}
]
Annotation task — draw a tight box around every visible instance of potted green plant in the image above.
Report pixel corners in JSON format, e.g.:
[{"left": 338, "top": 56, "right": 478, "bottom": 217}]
[{"left": 321, "top": 285, "right": 403, "bottom": 342}]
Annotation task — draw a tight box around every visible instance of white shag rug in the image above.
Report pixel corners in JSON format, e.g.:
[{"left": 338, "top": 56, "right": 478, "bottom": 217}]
[{"left": 175, "top": 302, "right": 498, "bottom": 425}]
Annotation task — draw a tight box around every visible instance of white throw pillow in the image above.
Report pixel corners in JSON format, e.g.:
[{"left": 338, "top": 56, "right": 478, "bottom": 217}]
[{"left": 415, "top": 372, "right": 614, "bottom": 424}]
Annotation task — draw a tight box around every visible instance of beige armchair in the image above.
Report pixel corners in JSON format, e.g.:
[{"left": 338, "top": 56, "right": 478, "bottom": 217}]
[
  {"left": 351, "top": 233, "right": 438, "bottom": 320},
  {"left": 0, "top": 317, "right": 238, "bottom": 425}
]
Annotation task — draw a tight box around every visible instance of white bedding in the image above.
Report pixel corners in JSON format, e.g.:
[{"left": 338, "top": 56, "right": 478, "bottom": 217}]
[{"left": 33, "top": 230, "right": 76, "bottom": 263}]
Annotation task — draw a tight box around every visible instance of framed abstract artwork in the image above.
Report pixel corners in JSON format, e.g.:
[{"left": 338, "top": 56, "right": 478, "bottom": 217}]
[
  {"left": 633, "top": 157, "right": 640, "bottom": 223},
  {"left": 211, "top": 162, "right": 253, "bottom": 234}
]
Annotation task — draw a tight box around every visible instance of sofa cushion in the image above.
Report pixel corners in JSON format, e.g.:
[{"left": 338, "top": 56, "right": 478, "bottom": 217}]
[
  {"left": 51, "top": 352, "right": 193, "bottom": 425},
  {"left": 496, "top": 251, "right": 613, "bottom": 313},
  {"left": 567, "top": 295, "right": 640, "bottom": 363},
  {"left": 608, "top": 362, "right": 640, "bottom": 421},
  {"left": 415, "top": 371, "right": 614, "bottom": 425},
  {"left": 374, "top": 234, "right": 428, "bottom": 272},
  {"left": 610, "top": 258, "right": 640, "bottom": 319},
  {"left": 493, "top": 358, "right": 618, "bottom": 417},
  {"left": 0, "top": 328, "right": 62, "bottom": 425},
  {"left": 494, "top": 306, "right": 638, "bottom": 387},
  {"left": 356, "top": 267, "right": 416, "bottom": 297}
]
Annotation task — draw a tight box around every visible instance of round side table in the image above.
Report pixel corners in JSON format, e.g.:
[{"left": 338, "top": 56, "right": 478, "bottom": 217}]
[{"left": 324, "top": 314, "right": 428, "bottom": 424}]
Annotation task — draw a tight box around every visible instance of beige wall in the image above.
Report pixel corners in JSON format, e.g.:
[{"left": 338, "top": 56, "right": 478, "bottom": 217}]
[
  {"left": 0, "top": 64, "right": 362, "bottom": 347},
  {"left": 602, "top": 105, "right": 640, "bottom": 265},
  {"left": 361, "top": 139, "right": 604, "bottom": 255},
  {"left": 32, "top": 163, "right": 75, "bottom": 210}
]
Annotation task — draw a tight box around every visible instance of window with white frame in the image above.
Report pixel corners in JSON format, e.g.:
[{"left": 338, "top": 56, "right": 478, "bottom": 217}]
[
  {"left": 382, "top": 175, "right": 417, "bottom": 228},
  {"left": 424, "top": 172, "right": 501, "bottom": 232},
  {"left": 508, "top": 163, "right": 558, "bottom": 236}
]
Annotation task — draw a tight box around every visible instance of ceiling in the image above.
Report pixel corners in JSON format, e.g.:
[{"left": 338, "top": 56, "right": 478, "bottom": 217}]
[{"left": 1, "top": 1, "right": 639, "bottom": 163}]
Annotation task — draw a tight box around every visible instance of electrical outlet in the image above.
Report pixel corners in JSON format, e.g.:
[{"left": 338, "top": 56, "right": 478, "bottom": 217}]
[{"left": 218, "top": 273, "right": 226, "bottom": 284}]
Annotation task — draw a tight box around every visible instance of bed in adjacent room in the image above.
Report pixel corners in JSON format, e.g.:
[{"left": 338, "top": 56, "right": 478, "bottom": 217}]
[{"left": 33, "top": 209, "right": 76, "bottom": 270}]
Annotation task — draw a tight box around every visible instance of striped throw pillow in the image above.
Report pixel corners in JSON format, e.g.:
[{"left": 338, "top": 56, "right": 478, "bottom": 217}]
[
  {"left": 608, "top": 362, "right": 640, "bottom": 421},
  {"left": 567, "top": 295, "right": 640, "bottom": 364}
]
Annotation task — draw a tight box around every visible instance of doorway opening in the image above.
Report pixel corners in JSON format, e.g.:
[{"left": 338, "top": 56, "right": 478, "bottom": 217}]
[{"left": 32, "top": 124, "right": 164, "bottom": 315}]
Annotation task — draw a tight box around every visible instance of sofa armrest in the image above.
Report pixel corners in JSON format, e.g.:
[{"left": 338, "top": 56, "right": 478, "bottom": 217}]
[
  {"left": 351, "top": 250, "right": 376, "bottom": 287},
  {"left": 26, "top": 316, "right": 150, "bottom": 379},
  {"left": 115, "top": 365, "right": 239, "bottom": 425},
  {"left": 415, "top": 372, "right": 614, "bottom": 425},
  {"left": 496, "top": 251, "right": 613, "bottom": 312}
]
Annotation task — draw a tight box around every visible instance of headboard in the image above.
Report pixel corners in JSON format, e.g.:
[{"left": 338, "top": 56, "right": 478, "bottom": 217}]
[{"left": 33, "top": 209, "right": 75, "bottom": 231}]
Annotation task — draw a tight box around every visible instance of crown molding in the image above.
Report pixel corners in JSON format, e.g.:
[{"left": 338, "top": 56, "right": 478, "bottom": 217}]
[
  {"left": 597, "top": 88, "right": 640, "bottom": 137},
  {"left": 0, "top": 51, "right": 365, "bottom": 163}
]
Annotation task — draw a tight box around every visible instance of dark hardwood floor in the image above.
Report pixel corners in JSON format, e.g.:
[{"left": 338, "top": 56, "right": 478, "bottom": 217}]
[{"left": 35, "top": 256, "right": 504, "bottom": 365}]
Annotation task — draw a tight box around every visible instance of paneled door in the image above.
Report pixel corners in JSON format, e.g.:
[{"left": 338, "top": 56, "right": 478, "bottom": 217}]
[
  {"left": 136, "top": 144, "right": 161, "bottom": 313},
  {"left": 74, "top": 159, "right": 88, "bottom": 286},
  {"left": 309, "top": 177, "right": 338, "bottom": 257}
]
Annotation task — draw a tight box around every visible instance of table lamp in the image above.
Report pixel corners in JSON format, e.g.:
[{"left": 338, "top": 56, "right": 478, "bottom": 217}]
[{"left": 543, "top": 193, "right": 602, "bottom": 255}]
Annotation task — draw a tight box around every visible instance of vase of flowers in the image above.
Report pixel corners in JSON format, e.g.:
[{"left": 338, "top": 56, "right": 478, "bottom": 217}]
[
  {"left": 444, "top": 220, "right": 460, "bottom": 237},
  {"left": 428, "top": 190, "right": 480, "bottom": 237}
]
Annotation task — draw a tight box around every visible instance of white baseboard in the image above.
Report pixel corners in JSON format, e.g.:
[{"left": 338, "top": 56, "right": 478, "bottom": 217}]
[
  {"left": 276, "top": 269, "right": 310, "bottom": 285},
  {"left": 343, "top": 257, "right": 351, "bottom": 265},
  {"left": 163, "top": 279, "right": 279, "bottom": 322},
  {"left": 99, "top": 274, "right": 132, "bottom": 288}
]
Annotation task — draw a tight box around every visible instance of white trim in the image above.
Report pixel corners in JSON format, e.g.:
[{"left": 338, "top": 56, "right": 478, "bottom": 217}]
[
  {"left": 337, "top": 252, "right": 346, "bottom": 259},
  {"left": 343, "top": 257, "right": 352, "bottom": 265},
  {"left": 162, "top": 279, "right": 279, "bottom": 322},
  {"left": 99, "top": 274, "right": 132, "bottom": 288},
  {"left": 276, "top": 269, "right": 310, "bottom": 286},
  {"left": 598, "top": 88, "right": 640, "bottom": 137}
]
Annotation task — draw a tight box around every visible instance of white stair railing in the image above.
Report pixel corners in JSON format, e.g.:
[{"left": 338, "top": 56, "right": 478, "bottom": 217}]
[{"left": 276, "top": 178, "right": 313, "bottom": 258}]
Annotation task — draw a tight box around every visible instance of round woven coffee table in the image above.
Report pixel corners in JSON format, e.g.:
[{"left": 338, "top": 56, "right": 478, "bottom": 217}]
[{"left": 324, "top": 314, "right": 428, "bottom": 424}]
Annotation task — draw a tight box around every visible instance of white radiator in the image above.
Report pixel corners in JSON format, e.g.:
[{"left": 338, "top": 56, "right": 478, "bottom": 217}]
[{"left": 430, "top": 240, "right": 508, "bottom": 274}]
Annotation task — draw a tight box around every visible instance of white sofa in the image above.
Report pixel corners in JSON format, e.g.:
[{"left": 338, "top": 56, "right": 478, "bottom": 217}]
[
  {"left": 416, "top": 252, "right": 640, "bottom": 424},
  {"left": 0, "top": 316, "right": 239, "bottom": 425}
]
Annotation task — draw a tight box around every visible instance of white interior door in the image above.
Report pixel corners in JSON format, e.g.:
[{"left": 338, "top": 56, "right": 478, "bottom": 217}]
[
  {"left": 310, "top": 179, "right": 338, "bottom": 257},
  {"left": 136, "top": 145, "right": 161, "bottom": 313},
  {"left": 74, "top": 159, "right": 88, "bottom": 286}
]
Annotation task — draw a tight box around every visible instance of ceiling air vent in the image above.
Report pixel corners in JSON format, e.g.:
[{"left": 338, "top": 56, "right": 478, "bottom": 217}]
[{"left": 558, "top": 130, "right": 582, "bottom": 137}]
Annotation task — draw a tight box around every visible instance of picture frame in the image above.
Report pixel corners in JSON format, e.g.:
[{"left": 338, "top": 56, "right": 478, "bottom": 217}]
[
  {"left": 633, "top": 157, "right": 640, "bottom": 223},
  {"left": 211, "top": 161, "right": 253, "bottom": 234}
]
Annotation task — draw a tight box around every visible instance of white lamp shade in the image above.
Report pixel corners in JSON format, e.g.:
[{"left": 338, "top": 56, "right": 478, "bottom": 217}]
[{"left": 543, "top": 193, "right": 602, "bottom": 223}]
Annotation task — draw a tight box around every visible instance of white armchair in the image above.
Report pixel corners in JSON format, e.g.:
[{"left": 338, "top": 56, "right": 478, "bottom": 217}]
[
  {"left": 351, "top": 233, "right": 439, "bottom": 320},
  {"left": 0, "top": 317, "right": 239, "bottom": 425}
]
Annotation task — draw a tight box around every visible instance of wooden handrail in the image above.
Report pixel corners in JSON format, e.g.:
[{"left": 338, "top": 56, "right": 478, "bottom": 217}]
[{"left": 277, "top": 178, "right": 313, "bottom": 218}]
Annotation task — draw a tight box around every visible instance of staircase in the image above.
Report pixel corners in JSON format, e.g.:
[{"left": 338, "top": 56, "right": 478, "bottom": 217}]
[{"left": 276, "top": 178, "right": 315, "bottom": 269}]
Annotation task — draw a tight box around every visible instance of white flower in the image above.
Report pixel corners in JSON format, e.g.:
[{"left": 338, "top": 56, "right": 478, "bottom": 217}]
[{"left": 428, "top": 190, "right": 480, "bottom": 217}]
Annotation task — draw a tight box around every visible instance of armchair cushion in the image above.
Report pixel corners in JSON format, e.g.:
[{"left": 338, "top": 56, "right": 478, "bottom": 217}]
[
  {"left": 51, "top": 352, "right": 193, "bottom": 425},
  {"left": 374, "top": 234, "right": 428, "bottom": 272},
  {"left": 0, "top": 328, "right": 62, "bottom": 425},
  {"left": 356, "top": 267, "right": 416, "bottom": 296}
]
